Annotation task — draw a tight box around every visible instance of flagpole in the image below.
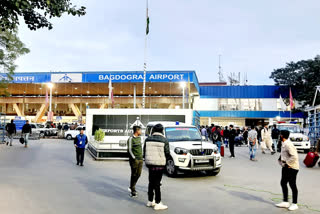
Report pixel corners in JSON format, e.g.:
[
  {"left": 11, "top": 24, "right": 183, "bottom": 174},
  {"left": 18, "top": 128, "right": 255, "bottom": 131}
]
[{"left": 142, "top": 0, "right": 149, "bottom": 109}]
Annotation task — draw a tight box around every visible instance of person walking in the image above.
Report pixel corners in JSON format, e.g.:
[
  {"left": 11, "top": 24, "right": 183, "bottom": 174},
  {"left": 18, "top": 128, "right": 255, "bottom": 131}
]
[
  {"left": 144, "top": 124, "right": 170, "bottom": 210},
  {"left": 272, "top": 124, "right": 280, "bottom": 153},
  {"left": 228, "top": 125, "right": 236, "bottom": 158},
  {"left": 21, "top": 120, "right": 32, "bottom": 148},
  {"left": 206, "top": 125, "right": 212, "bottom": 142},
  {"left": 213, "top": 126, "right": 222, "bottom": 153},
  {"left": 243, "top": 127, "right": 248, "bottom": 145},
  {"left": 248, "top": 125, "right": 258, "bottom": 161},
  {"left": 276, "top": 130, "right": 299, "bottom": 211},
  {"left": 223, "top": 126, "right": 229, "bottom": 148},
  {"left": 201, "top": 126, "right": 208, "bottom": 141},
  {"left": 261, "top": 124, "right": 275, "bottom": 155},
  {"left": 74, "top": 128, "right": 88, "bottom": 166},
  {"left": 5, "top": 119, "right": 16, "bottom": 146},
  {"left": 127, "top": 126, "right": 143, "bottom": 198}
]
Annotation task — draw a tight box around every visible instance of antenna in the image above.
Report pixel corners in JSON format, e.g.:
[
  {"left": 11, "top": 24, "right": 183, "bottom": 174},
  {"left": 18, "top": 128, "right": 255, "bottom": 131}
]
[{"left": 218, "top": 55, "right": 225, "bottom": 82}]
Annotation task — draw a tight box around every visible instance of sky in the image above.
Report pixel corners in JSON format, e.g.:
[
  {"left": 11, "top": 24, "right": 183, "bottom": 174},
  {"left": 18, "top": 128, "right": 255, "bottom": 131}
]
[{"left": 15, "top": 0, "right": 320, "bottom": 85}]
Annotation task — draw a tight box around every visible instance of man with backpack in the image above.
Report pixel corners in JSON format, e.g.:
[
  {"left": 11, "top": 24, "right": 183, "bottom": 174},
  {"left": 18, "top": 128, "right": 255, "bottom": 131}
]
[
  {"left": 22, "top": 120, "right": 32, "bottom": 148},
  {"left": 144, "top": 124, "right": 170, "bottom": 210},
  {"left": 5, "top": 119, "right": 16, "bottom": 146},
  {"left": 272, "top": 124, "right": 280, "bottom": 153}
]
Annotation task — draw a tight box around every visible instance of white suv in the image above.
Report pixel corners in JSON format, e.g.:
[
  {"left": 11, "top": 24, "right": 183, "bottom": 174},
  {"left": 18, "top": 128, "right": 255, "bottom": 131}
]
[
  {"left": 275, "top": 123, "right": 311, "bottom": 153},
  {"left": 146, "top": 122, "right": 222, "bottom": 177},
  {"left": 65, "top": 126, "right": 85, "bottom": 140}
]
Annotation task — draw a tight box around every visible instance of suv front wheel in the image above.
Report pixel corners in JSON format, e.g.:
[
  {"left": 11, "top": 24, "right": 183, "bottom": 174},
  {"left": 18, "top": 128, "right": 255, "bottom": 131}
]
[
  {"left": 166, "top": 158, "right": 177, "bottom": 177},
  {"left": 66, "top": 134, "right": 73, "bottom": 140}
]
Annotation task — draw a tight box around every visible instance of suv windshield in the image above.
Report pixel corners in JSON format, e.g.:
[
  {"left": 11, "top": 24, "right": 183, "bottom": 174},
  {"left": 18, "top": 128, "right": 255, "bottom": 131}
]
[
  {"left": 165, "top": 127, "right": 202, "bottom": 142},
  {"left": 277, "top": 125, "right": 301, "bottom": 133}
]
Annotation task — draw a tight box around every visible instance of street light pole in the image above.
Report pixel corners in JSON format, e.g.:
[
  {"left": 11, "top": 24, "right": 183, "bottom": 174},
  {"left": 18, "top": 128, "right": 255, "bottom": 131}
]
[
  {"left": 180, "top": 82, "right": 186, "bottom": 109},
  {"left": 47, "top": 83, "right": 54, "bottom": 121}
]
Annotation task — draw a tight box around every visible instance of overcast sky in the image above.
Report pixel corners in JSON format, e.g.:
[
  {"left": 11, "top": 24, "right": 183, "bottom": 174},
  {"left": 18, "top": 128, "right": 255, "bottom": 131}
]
[{"left": 15, "top": 0, "right": 320, "bottom": 85}]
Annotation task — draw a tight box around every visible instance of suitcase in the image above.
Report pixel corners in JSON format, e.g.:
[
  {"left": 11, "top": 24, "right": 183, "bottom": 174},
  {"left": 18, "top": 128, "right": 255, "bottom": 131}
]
[
  {"left": 220, "top": 145, "right": 224, "bottom": 157},
  {"left": 303, "top": 152, "right": 319, "bottom": 168}
]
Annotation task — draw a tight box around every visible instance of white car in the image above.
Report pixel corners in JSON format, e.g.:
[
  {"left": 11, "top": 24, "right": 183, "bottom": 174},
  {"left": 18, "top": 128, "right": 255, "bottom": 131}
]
[
  {"left": 146, "top": 122, "right": 222, "bottom": 177},
  {"left": 65, "top": 126, "right": 85, "bottom": 140},
  {"left": 275, "top": 123, "right": 311, "bottom": 153}
]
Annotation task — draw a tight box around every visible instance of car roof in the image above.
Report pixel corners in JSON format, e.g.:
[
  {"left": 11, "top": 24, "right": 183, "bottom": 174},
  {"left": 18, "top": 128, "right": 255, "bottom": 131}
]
[{"left": 146, "top": 121, "right": 195, "bottom": 128}]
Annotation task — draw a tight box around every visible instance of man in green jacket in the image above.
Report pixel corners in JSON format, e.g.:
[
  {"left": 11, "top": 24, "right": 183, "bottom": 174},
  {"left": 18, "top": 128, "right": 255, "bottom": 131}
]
[{"left": 128, "top": 125, "right": 143, "bottom": 197}]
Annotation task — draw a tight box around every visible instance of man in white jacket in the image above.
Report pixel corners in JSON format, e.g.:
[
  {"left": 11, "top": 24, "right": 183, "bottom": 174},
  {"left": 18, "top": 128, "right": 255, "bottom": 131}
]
[{"left": 261, "top": 124, "right": 275, "bottom": 155}]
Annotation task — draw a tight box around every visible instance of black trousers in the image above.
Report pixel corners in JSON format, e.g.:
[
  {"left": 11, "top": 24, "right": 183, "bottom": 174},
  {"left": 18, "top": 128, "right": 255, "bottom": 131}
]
[
  {"left": 76, "top": 148, "right": 85, "bottom": 165},
  {"left": 229, "top": 140, "right": 235, "bottom": 157},
  {"left": 129, "top": 159, "right": 143, "bottom": 192},
  {"left": 148, "top": 168, "right": 164, "bottom": 204},
  {"left": 281, "top": 166, "right": 299, "bottom": 204}
]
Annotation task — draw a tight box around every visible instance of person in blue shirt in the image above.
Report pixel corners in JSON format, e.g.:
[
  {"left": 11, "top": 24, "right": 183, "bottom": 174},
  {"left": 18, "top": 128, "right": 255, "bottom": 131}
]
[{"left": 74, "top": 128, "right": 88, "bottom": 166}]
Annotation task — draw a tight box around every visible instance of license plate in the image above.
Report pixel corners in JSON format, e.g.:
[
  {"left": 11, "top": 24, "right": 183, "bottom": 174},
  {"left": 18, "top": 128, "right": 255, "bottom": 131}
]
[{"left": 195, "top": 160, "right": 209, "bottom": 163}]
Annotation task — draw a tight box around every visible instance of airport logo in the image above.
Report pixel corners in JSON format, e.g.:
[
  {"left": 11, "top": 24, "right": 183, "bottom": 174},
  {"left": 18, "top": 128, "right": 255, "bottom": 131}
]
[{"left": 51, "top": 73, "right": 82, "bottom": 83}]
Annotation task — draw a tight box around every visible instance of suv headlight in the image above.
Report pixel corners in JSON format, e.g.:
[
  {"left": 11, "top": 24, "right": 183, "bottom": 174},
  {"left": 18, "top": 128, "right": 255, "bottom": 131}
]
[
  {"left": 303, "top": 137, "right": 309, "bottom": 141},
  {"left": 174, "top": 147, "right": 189, "bottom": 155}
]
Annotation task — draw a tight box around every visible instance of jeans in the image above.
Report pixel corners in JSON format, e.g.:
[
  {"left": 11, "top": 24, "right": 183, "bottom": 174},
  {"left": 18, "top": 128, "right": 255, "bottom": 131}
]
[
  {"left": 216, "top": 141, "right": 222, "bottom": 153},
  {"left": 273, "top": 139, "right": 278, "bottom": 152},
  {"left": 24, "top": 133, "right": 30, "bottom": 145},
  {"left": 148, "top": 167, "right": 164, "bottom": 204},
  {"left": 281, "top": 166, "right": 299, "bottom": 204},
  {"left": 129, "top": 159, "right": 143, "bottom": 193},
  {"left": 249, "top": 143, "right": 257, "bottom": 159},
  {"left": 76, "top": 148, "right": 85, "bottom": 165},
  {"left": 224, "top": 139, "right": 229, "bottom": 148},
  {"left": 7, "top": 133, "right": 14, "bottom": 145}
]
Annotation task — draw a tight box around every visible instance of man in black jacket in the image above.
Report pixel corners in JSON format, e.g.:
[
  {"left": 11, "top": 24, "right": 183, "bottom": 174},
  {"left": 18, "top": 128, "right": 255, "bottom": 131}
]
[
  {"left": 143, "top": 124, "right": 170, "bottom": 210},
  {"left": 22, "top": 120, "right": 32, "bottom": 148},
  {"left": 5, "top": 119, "right": 16, "bottom": 146},
  {"left": 272, "top": 124, "right": 280, "bottom": 152},
  {"left": 228, "top": 125, "right": 236, "bottom": 158}
]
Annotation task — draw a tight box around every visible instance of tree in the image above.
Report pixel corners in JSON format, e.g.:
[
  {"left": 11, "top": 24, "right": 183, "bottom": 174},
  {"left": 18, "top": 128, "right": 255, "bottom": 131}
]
[
  {"left": 0, "top": 0, "right": 86, "bottom": 31},
  {"left": 0, "top": 29, "right": 30, "bottom": 95},
  {"left": 270, "top": 56, "right": 320, "bottom": 108}
]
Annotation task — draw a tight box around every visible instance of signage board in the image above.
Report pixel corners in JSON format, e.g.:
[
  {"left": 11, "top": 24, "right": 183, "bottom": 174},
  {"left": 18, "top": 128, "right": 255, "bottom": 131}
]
[{"left": 51, "top": 73, "right": 82, "bottom": 83}]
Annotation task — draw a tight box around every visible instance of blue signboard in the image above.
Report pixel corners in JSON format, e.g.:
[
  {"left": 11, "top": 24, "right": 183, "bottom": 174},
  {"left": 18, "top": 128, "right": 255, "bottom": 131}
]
[
  {"left": 0, "top": 73, "right": 50, "bottom": 83},
  {"left": 14, "top": 120, "right": 26, "bottom": 131},
  {"left": 83, "top": 71, "right": 194, "bottom": 83}
]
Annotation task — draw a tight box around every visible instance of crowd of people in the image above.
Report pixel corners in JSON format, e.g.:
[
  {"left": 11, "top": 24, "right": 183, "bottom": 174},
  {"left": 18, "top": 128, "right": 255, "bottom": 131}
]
[
  {"left": 200, "top": 123, "right": 283, "bottom": 160},
  {"left": 5, "top": 120, "right": 320, "bottom": 212}
]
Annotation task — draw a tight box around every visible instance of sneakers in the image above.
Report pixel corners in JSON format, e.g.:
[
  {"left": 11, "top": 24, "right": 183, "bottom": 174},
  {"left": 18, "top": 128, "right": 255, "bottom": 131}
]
[
  {"left": 288, "top": 204, "right": 299, "bottom": 211},
  {"left": 153, "top": 202, "right": 168, "bottom": 210},
  {"left": 262, "top": 151, "right": 266, "bottom": 154},
  {"left": 271, "top": 151, "right": 276, "bottom": 155},
  {"left": 146, "top": 201, "right": 156, "bottom": 207},
  {"left": 275, "top": 202, "right": 290, "bottom": 208},
  {"left": 130, "top": 192, "right": 138, "bottom": 198},
  {"left": 128, "top": 187, "right": 132, "bottom": 193}
]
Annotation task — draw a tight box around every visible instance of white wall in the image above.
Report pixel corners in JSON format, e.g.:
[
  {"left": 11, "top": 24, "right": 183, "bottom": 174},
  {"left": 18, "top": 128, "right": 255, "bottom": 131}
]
[{"left": 193, "top": 97, "right": 218, "bottom": 111}]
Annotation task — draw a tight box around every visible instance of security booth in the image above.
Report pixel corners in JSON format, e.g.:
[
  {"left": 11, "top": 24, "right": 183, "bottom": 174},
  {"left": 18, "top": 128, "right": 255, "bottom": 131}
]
[{"left": 86, "top": 108, "right": 194, "bottom": 160}]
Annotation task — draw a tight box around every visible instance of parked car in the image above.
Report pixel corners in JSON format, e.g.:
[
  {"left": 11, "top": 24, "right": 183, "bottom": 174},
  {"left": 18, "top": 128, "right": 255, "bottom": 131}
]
[
  {"left": 65, "top": 126, "right": 85, "bottom": 140},
  {"left": 146, "top": 122, "right": 222, "bottom": 177}
]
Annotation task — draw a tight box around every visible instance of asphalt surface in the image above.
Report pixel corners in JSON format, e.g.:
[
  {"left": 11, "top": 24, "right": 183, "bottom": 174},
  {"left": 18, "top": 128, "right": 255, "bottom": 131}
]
[{"left": 0, "top": 139, "right": 319, "bottom": 214}]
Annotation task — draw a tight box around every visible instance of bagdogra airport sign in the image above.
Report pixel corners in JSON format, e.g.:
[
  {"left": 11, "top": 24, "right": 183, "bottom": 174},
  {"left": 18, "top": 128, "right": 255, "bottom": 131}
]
[{"left": 1, "top": 71, "right": 196, "bottom": 84}]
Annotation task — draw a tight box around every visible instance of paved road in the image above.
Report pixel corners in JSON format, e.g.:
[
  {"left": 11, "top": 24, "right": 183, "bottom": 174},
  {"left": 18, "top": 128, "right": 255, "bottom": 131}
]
[{"left": 0, "top": 139, "right": 319, "bottom": 214}]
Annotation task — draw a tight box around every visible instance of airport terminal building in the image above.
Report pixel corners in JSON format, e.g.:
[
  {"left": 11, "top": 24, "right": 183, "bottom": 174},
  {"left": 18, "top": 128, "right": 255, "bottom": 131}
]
[{"left": 0, "top": 70, "right": 304, "bottom": 127}]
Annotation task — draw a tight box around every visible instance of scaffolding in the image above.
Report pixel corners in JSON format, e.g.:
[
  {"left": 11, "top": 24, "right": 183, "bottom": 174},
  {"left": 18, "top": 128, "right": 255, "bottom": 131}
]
[
  {"left": 0, "top": 113, "right": 7, "bottom": 143},
  {"left": 306, "top": 86, "right": 320, "bottom": 146}
]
